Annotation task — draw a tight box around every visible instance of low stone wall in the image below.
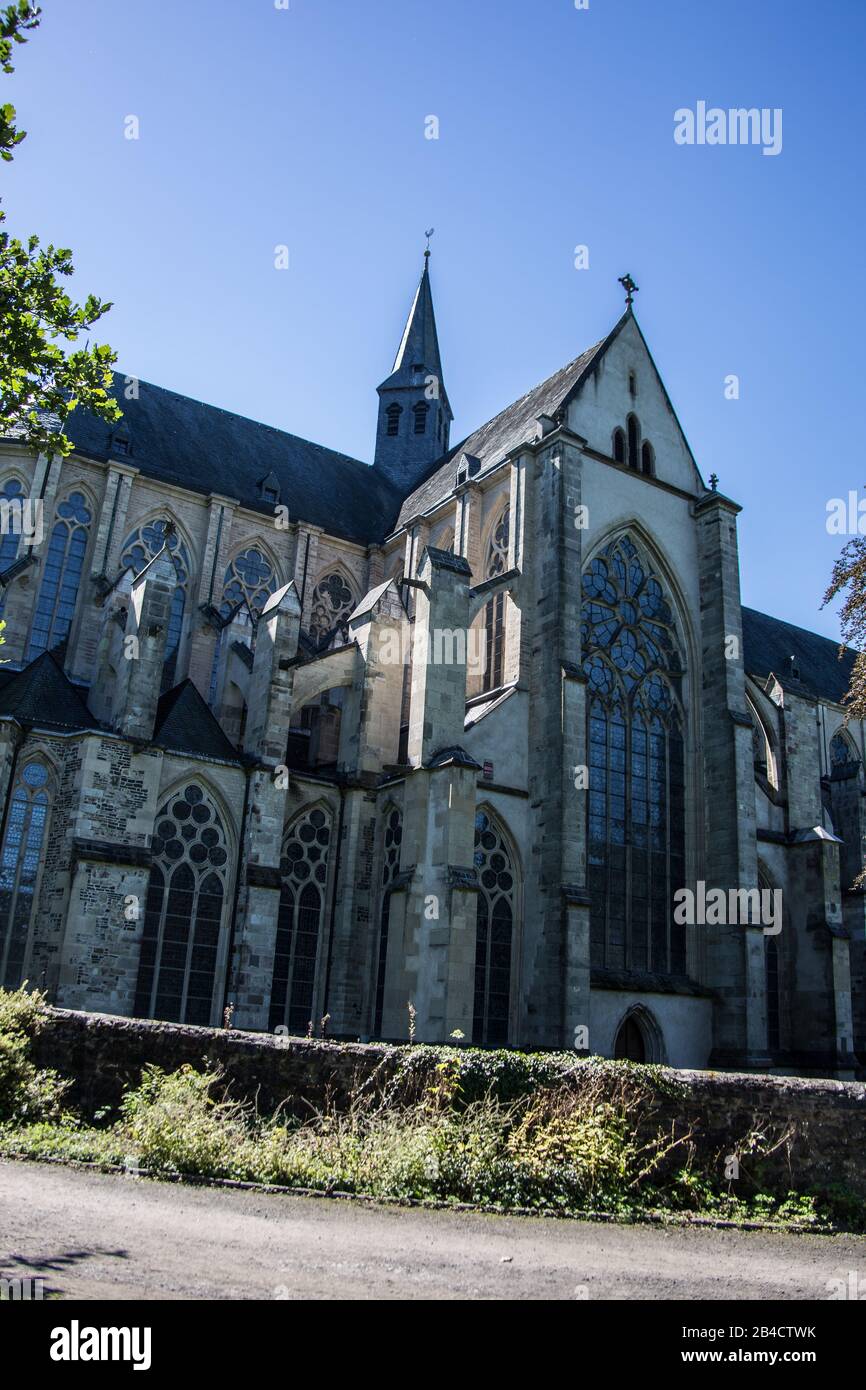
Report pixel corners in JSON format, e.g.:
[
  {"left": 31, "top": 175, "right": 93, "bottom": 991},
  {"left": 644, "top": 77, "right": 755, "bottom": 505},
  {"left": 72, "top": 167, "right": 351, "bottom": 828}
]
[
  {"left": 29, "top": 1008, "right": 866, "bottom": 1199},
  {"left": 31, "top": 1009, "right": 396, "bottom": 1119}
]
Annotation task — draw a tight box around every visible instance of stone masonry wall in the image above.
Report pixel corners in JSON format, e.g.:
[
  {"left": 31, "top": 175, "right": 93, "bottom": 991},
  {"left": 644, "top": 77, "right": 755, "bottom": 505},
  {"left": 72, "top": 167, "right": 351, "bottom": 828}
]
[{"left": 29, "top": 1007, "right": 866, "bottom": 1200}]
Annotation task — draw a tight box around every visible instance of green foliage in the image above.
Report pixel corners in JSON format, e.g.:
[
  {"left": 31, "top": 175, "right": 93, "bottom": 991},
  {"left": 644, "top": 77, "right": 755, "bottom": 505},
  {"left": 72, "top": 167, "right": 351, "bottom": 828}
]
[
  {"left": 0, "top": 985, "right": 68, "bottom": 1122},
  {"left": 0, "top": 2, "right": 120, "bottom": 457},
  {"left": 0, "top": 3, "right": 40, "bottom": 158},
  {"left": 120, "top": 1064, "right": 252, "bottom": 1178},
  {"left": 0, "top": 1020, "right": 863, "bottom": 1231}
]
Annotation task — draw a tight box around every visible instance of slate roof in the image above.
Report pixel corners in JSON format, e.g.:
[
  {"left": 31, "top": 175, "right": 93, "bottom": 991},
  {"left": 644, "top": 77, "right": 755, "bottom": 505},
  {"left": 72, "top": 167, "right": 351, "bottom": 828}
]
[
  {"left": 0, "top": 651, "right": 100, "bottom": 731},
  {"left": 380, "top": 258, "right": 446, "bottom": 391},
  {"left": 65, "top": 373, "right": 406, "bottom": 547},
  {"left": 393, "top": 332, "right": 613, "bottom": 529},
  {"left": 153, "top": 680, "right": 242, "bottom": 762},
  {"left": 742, "top": 606, "right": 858, "bottom": 705}
]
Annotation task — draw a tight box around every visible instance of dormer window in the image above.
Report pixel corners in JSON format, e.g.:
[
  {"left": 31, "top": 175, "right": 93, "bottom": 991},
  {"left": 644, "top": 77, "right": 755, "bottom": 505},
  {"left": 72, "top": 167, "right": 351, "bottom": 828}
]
[
  {"left": 258, "top": 472, "right": 280, "bottom": 505},
  {"left": 386, "top": 403, "right": 402, "bottom": 437},
  {"left": 413, "top": 401, "right": 429, "bottom": 435}
]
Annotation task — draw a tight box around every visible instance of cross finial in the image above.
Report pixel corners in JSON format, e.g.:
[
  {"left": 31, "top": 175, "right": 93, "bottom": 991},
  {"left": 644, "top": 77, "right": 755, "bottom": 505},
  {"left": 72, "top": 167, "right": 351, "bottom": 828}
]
[
  {"left": 709, "top": 473, "right": 719, "bottom": 492},
  {"left": 424, "top": 227, "right": 435, "bottom": 259},
  {"left": 618, "top": 272, "right": 639, "bottom": 308}
]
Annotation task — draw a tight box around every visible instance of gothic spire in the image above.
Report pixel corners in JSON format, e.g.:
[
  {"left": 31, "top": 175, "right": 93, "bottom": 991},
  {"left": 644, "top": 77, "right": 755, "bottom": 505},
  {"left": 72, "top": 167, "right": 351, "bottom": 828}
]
[
  {"left": 388, "top": 253, "right": 445, "bottom": 383},
  {"left": 374, "top": 249, "right": 452, "bottom": 484}
]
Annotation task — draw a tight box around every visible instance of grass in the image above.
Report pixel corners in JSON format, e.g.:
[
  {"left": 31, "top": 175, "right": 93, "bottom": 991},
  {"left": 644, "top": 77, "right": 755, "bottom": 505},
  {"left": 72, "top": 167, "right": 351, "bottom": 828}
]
[{"left": 0, "top": 987, "right": 863, "bottom": 1231}]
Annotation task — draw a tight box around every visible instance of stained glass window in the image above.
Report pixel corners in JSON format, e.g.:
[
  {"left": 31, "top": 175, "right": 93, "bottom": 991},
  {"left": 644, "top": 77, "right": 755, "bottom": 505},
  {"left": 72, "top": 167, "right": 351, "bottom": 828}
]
[
  {"left": 830, "top": 730, "right": 860, "bottom": 771},
  {"left": 0, "top": 477, "right": 25, "bottom": 619},
  {"left": 582, "top": 535, "right": 686, "bottom": 976},
  {"left": 269, "top": 805, "right": 332, "bottom": 1034},
  {"left": 373, "top": 804, "right": 402, "bottom": 1036},
  {"left": 221, "top": 548, "right": 276, "bottom": 618},
  {"left": 27, "top": 492, "right": 92, "bottom": 660},
  {"left": 308, "top": 572, "right": 354, "bottom": 647},
  {"left": 482, "top": 505, "right": 509, "bottom": 692},
  {"left": 133, "top": 784, "right": 229, "bottom": 1025},
  {"left": 120, "top": 517, "right": 191, "bottom": 690},
  {"left": 208, "top": 549, "right": 278, "bottom": 709},
  {"left": 472, "top": 810, "right": 515, "bottom": 1045},
  {"left": 0, "top": 763, "right": 50, "bottom": 989}
]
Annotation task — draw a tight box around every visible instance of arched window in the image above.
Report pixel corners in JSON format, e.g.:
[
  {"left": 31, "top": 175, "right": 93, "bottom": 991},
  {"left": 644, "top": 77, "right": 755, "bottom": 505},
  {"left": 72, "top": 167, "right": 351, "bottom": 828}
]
[
  {"left": 413, "top": 400, "right": 429, "bottom": 435},
  {"left": 612, "top": 428, "right": 626, "bottom": 464},
  {"left": 27, "top": 491, "right": 92, "bottom": 660},
  {"left": 208, "top": 548, "right": 278, "bottom": 709},
  {"left": 0, "top": 477, "right": 26, "bottom": 619},
  {"left": 386, "top": 403, "right": 402, "bottom": 437},
  {"left": 120, "top": 518, "right": 191, "bottom": 690},
  {"left": 308, "top": 571, "right": 354, "bottom": 648},
  {"left": 627, "top": 415, "right": 640, "bottom": 470},
  {"left": 133, "top": 784, "right": 230, "bottom": 1025},
  {"left": 583, "top": 535, "right": 686, "bottom": 976},
  {"left": 482, "top": 506, "right": 510, "bottom": 693},
  {"left": 0, "top": 762, "right": 50, "bottom": 989},
  {"left": 269, "top": 805, "right": 332, "bottom": 1034},
  {"left": 641, "top": 441, "right": 655, "bottom": 477},
  {"left": 221, "top": 548, "right": 277, "bottom": 618},
  {"left": 373, "top": 804, "right": 402, "bottom": 1036},
  {"left": 748, "top": 698, "right": 778, "bottom": 788},
  {"left": 472, "top": 809, "right": 516, "bottom": 1046},
  {"left": 830, "top": 730, "right": 860, "bottom": 772}
]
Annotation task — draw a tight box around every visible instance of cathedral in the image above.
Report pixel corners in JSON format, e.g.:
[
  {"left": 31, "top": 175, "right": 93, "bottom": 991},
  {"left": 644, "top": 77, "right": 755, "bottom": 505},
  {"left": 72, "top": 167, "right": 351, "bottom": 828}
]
[{"left": 0, "top": 252, "right": 862, "bottom": 1077}]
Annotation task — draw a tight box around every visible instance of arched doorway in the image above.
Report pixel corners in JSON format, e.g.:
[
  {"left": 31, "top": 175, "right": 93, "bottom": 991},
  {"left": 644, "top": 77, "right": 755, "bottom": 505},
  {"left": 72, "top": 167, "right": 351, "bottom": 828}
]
[{"left": 614, "top": 1014, "right": 646, "bottom": 1061}]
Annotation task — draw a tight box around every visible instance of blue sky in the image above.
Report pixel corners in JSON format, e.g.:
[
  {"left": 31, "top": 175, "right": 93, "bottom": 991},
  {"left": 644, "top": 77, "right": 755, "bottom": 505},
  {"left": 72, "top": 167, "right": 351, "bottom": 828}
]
[{"left": 4, "top": 0, "right": 864, "bottom": 637}]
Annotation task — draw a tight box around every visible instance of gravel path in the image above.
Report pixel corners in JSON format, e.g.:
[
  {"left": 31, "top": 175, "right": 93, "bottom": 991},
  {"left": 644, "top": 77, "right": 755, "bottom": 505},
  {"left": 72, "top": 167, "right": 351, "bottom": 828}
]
[{"left": 2, "top": 1158, "right": 865, "bottom": 1300}]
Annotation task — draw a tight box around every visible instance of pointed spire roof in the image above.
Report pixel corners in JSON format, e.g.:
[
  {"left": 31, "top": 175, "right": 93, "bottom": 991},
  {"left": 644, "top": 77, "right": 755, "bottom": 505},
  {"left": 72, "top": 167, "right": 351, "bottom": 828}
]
[{"left": 381, "top": 254, "right": 445, "bottom": 389}]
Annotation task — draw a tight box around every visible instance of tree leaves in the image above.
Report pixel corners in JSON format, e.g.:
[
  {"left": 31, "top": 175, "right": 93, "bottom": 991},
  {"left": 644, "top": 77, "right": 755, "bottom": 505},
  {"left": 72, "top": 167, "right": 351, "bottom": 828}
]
[{"left": 0, "top": 3, "right": 121, "bottom": 457}]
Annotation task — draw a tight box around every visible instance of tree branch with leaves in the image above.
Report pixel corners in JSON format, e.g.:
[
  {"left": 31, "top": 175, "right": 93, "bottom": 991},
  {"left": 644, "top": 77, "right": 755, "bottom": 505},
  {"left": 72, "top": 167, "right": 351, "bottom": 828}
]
[{"left": 0, "top": 1, "right": 120, "bottom": 458}]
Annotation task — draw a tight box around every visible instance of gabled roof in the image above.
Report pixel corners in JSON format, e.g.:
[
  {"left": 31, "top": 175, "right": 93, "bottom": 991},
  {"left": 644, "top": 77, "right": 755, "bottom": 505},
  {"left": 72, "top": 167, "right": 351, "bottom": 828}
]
[
  {"left": 393, "top": 330, "right": 611, "bottom": 529},
  {"left": 153, "top": 679, "right": 242, "bottom": 762},
  {"left": 64, "top": 373, "right": 405, "bottom": 547},
  {"left": 742, "top": 606, "right": 857, "bottom": 705},
  {"left": 0, "top": 651, "right": 100, "bottom": 731}
]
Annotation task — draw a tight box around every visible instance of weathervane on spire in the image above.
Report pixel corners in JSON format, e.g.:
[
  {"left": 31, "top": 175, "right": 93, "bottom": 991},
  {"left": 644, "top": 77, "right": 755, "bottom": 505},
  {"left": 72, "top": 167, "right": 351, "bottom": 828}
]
[
  {"left": 424, "top": 228, "right": 435, "bottom": 259},
  {"left": 618, "top": 272, "right": 639, "bottom": 308}
]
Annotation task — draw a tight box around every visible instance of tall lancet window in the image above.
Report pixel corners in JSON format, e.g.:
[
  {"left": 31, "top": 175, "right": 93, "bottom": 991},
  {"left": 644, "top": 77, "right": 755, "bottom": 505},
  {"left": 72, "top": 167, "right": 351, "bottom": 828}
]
[
  {"left": 27, "top": 491, "right": 92, "bottom": 660},
  {"left": 120, "top": 517, "right": 191, "bottom": 690},
  {"left": 473, "top": 810, "right": 515, "bottom": 1045},
  {"left": 133, "top": 784, "right": 230, "bottom": 1025},
  {"left": 269, "top": 805, "right": 332, "bottom": 1035},
  {"left": 582, "top": 535, "right": 686, "bottom": 976},
  {"left": 482, "top": 505, "right": 510, "bottom": 692},
  {"left": 0, "top": 477, "right": 26, "bottom": 619},
  {"left": 0, "top": 762, "right": 51, "bottom": 989},
  {"left": 373, "top": 804, "right": 402, "bottom": 1037}
]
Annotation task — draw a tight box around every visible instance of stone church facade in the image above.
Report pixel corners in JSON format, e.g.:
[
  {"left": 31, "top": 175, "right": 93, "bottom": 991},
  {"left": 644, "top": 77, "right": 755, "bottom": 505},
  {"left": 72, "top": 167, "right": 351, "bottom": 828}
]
[{"left": 0, "top": 254, "right": 862, "bottom": 1077}]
